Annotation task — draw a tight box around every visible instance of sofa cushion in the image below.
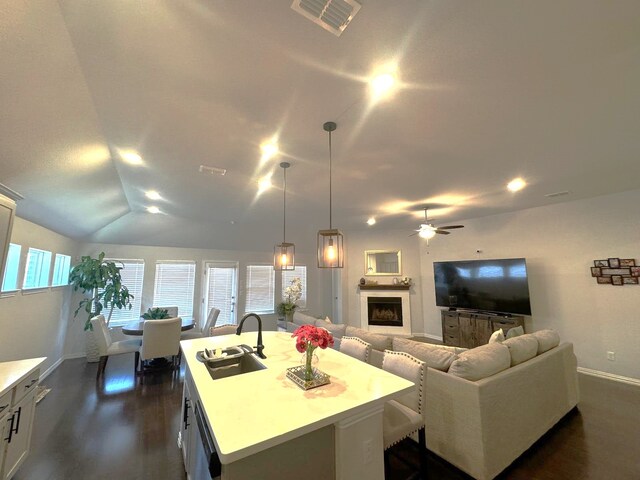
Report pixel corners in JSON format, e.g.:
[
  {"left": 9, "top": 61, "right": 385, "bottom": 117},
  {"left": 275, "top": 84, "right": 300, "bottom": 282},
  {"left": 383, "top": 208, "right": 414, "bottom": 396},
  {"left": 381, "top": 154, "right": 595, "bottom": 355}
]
[
  {"left": 345, "top": 326, "right": 392, "bottom": 352},
  {"left": 448, "top": 343, "right": 511, "bottom": 381},
  {"left": 531, "top": 329, "right": 560, "bottom": 354},
  {"left": 292, "top": 311, "right": 317, "bottom": 326},
  {"left": 392, "top": 337, "right": 457, "bottom": 372},
  {"left": 502, "top": 334, "right": 538, "bottom": 366},
  {"left": 315, "top": 320, "right": 347, "bottom": 339},
  {"left": 488, "top": 329, "right": 504, "bottom": 344},
  {"left": 505, "top": 325, "right": 524, "bottom": 339}
]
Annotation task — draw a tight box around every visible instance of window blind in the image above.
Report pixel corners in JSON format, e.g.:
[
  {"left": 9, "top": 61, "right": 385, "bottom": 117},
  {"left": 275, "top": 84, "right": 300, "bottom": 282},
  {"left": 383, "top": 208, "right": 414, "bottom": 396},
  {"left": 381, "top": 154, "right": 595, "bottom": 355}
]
[
  {"left": 1, "top": 243, "right": 21, "bottom": 291},
  {"left": 282, "top": 265, "right": 307, "bottom": 308},
  {"left": 51, "top": 253, "right": 71, "bottom": 286},
  {"left": 245, "top": 265, "right": 275, "bottom": 314},
  {"left": 23, "top": 247, "right": 52, "bottom": 289},
  {"left": 154, "top": 261, "right": 196, "bottom": 318},
  {"left": 205, "top": 265, "right": 236, "bottom": 326},
  {"left": 103, "top": 259, "right": 145, "bottom": 327}
]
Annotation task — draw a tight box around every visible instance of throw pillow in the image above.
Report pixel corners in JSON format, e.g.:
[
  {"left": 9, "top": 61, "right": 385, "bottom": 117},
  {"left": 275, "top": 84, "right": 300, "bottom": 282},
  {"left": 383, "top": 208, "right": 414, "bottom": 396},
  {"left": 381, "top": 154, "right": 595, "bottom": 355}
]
[
  {"left": 316, "top": 321, "right": 346, "bottom": 339},
  {"left": 345, "top": 326, "right": 392, "bottom": 352},
  {"left": 531, "top": 329, "right": 560, "bottom": 354},
  {"left": 448, "top": 343, "right": 511, "bottom": 381},
  {"left": 502, "top": 334, "right": 538, "bottom": 366},
  {"left": 505, "top": 326, "right": 524, "bottom": 339},
  {"left": 488, "top": 328, "right": 505, "bottom": 344},
  {"left": 392, "top": 337, "right": 458, "bottom": 372}
]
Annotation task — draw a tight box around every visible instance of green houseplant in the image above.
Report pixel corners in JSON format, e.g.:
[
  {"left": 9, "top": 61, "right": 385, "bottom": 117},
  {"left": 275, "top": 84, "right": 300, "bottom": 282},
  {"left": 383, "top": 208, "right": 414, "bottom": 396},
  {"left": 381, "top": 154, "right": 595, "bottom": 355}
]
[
  {"left": 69, "top": 252, "right": 135, "bottom": 331},
  {"left": 141, "top": 307, "right": 170, "bottom": 320}
]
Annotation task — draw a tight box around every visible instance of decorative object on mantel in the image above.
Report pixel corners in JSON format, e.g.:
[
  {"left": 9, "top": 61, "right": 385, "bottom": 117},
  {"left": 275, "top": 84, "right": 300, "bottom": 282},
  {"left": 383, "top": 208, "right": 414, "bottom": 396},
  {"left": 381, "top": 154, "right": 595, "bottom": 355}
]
[
  {"left": 286, "top": 325, "right": 333, "bottom": 390},
  {"left": 401, "top": 276, "right": 411, "bottom": 286},
  {"left": 591, "top": 258, "right": 639, "bottom": 285},
  {"left": 277, "top": 277, "right": 303, "bottom": 322},
  {"left": 358, "top": 284, "right": 410, "bottom": 290},
  {"left": 317, "top": 121, "right": 344, "bottom": 268},
  {"left": 359, "top": 277, "right": 366, "bottom": 286}
]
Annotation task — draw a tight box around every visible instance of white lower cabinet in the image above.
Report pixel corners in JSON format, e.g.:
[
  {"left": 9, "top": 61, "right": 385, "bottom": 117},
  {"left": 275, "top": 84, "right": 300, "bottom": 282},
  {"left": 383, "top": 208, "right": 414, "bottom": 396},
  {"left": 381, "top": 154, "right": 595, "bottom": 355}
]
[{"left": 2, "top": 389, "right": 36, "bottom": 480}]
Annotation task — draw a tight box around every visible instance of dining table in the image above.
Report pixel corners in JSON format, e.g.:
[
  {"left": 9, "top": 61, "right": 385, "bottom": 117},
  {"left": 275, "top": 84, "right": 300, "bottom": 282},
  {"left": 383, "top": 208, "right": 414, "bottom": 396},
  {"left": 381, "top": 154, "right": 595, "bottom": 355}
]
[{"left": 121, "top": 317, "right": 196, "bottom": 336}]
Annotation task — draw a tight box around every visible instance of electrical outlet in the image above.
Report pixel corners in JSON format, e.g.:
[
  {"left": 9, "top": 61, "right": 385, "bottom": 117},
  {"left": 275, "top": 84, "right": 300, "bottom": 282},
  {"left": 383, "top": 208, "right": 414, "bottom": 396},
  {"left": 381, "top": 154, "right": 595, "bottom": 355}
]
[
  {"left": 363, "top": 439, "right": 372, "bottom": 464},
  {"left": 607, "top": 351, "right": 615, "bottom": 361}
]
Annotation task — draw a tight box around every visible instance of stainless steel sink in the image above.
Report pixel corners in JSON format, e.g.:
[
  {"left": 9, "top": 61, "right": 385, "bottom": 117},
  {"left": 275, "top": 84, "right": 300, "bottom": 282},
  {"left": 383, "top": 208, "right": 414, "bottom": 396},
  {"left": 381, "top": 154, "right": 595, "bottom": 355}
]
[{"left": 199, "top": 346, "right": 266, "bottom": 380}]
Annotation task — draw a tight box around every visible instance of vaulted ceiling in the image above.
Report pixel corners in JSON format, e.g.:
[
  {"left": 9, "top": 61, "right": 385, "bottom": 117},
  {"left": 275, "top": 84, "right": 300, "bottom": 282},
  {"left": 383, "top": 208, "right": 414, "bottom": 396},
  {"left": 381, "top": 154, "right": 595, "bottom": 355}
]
[{"left": 2, "top": 1, "right": 639, "bottom": 251}]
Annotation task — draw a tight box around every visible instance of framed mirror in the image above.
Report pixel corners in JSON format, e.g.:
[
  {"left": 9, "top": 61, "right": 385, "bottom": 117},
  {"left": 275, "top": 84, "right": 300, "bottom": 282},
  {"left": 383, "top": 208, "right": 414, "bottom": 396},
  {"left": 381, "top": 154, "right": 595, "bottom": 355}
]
[{"left": 364, "top": 250, "right": 402, "bottom": 276}]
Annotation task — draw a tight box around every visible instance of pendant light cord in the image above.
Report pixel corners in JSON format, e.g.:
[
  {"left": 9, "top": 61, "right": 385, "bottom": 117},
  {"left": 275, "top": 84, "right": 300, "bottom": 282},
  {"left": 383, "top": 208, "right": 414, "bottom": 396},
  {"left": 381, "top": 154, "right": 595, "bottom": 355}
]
[
  {"left": 329, "top": 129, "right": 333, "bottom": 229},
  {"left": 283, "top": 166, "right": 287, "bottom": 242}
]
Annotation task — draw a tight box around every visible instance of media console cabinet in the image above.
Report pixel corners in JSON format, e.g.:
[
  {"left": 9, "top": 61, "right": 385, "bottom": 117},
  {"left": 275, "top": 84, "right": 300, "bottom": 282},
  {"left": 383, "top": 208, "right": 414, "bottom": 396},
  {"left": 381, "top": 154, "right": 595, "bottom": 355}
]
[{"left": 441, "top": 310, "right": 525, "bottom": 348}]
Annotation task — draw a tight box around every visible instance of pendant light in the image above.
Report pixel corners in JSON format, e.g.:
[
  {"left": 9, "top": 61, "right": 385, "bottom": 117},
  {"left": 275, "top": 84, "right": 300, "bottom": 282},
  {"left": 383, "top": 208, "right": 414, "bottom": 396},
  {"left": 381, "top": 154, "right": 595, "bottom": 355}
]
[
  {"left": 274, "top": 161, "right": 295, "bottom": 270},
  {"left": 317, "top": 121, "right": 344, "bottom": 268}
]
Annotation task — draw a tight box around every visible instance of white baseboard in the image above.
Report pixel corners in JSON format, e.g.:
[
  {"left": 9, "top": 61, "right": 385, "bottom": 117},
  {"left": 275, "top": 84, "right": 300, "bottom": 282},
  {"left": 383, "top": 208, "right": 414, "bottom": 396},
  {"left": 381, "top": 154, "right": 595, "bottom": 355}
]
[
  {"left": 577, "top": 367, "right": 640, "bottom": 387},
  {"left": 64, "top": 352, "right": 87, "bottom": 360},
  {"left": 40, "top": 357, "right": 64, "bottom": 381},
  {"left": 411, "top": 333, "right": 443, "bottom": 342}
]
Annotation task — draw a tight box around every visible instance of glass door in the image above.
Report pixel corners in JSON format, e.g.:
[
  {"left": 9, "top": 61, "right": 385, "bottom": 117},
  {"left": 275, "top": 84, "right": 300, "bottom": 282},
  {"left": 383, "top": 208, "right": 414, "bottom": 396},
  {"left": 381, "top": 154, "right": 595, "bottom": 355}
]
[{"left": 203, "top": 262, "right": 238, "bottom": 326}]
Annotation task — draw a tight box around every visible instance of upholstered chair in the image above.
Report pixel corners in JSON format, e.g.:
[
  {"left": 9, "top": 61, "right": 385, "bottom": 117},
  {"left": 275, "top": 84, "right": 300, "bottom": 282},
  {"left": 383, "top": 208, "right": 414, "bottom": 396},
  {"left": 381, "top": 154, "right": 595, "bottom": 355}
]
[
  {"left": 181, "top": 308, "right": 221, "bottom": 340},
  {"left": 381, "top": 350, "right": 427, "bottom": 478},
  {"left": 339, "top": 336, "right": 372, "bottom": 363},
  {"left": 135, "top": 317, "right": 182, "bottom": 381},
  {"left": 90, "top": 315, "right": 141, "bottom": 380},
  {"left": 209, "top": 325, "right": 237, "bottom": 336}
]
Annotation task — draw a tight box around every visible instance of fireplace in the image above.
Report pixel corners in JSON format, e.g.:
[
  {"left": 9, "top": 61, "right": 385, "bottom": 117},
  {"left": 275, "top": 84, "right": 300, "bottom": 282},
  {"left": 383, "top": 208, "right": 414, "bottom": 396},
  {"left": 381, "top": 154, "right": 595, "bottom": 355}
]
[
  {"left": 359, "top": 288, "right": 411, "bottom": 336},
  {"left": 367, "top": 297, "right": 403, "bottom": 327}
]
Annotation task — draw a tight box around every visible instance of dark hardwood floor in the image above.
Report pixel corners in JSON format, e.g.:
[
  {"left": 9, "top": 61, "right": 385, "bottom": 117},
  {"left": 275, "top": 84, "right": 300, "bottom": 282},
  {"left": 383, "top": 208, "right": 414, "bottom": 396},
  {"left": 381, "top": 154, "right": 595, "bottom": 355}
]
[{"left": 15, "top": 355, "right": 640, "bottom": 480}]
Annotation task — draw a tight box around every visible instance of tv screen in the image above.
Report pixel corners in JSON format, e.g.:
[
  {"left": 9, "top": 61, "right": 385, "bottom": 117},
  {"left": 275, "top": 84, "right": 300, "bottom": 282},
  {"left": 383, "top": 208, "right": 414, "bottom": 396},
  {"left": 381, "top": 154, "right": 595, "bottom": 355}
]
[{"left": 433, "top": 258, "right": 532, "bottom": 315}]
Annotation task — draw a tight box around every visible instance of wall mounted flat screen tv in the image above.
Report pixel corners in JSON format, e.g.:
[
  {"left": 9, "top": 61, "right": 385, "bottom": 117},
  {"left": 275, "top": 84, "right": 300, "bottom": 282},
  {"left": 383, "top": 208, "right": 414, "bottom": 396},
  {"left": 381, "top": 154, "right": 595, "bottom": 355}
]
[{"left": 433, "top": 258, "right": 532, "bottom": 315}]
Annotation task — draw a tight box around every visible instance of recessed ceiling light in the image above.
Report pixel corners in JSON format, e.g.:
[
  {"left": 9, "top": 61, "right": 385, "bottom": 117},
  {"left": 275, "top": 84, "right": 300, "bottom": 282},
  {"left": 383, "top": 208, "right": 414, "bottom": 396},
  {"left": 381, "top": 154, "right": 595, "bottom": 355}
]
[
  {"left": 370, "top": 73, "right": 396, "bottom": 98},
  {"left": 507, "top": 177, "right": 526, "bottom": 192},
  {"left": 146, "top": 206, "right": 160, "bottom": 214},
  {"left": 260, "top": 139, "right": 279, "bottom": 163},
  {"left": 145, "top": 190, "right": 161, "bottom": 200},
  {"left": 367, "top": 217, "right": 376, "bottom": 226},
  {"left": 120, "top": 151, "right": 143, "bottom": 166},
  {"left": 257, "top": 173, "right": 272, "bottom": 194}
]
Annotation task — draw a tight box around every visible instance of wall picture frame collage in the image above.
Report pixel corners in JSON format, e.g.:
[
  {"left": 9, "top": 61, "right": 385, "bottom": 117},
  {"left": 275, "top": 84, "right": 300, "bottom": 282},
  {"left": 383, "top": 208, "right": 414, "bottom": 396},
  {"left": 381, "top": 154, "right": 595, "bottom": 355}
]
[{"left": 591, "top": 258, "right": 639, "bottom": 286}]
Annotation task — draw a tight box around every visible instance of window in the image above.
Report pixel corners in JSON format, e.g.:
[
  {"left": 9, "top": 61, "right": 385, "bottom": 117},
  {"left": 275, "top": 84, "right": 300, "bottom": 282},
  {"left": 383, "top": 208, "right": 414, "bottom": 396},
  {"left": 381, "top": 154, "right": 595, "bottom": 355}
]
[
  {"left": 1, "top": 243, "right": 21, "bottom": 292},
  {"left": 51, "top": 254, "right": 71, "bottom": 286},
  {"left": 103, "top": 259, "right": 145, "bottom": 326},
  {"left": 282, "top": 265, "right": 307, "bottom": 308},
  {"left": 23, "top": 248, "right": 52, "bottom": 289},
  {"left": 154, "top": 261, "right": 196, "bottom": 319},
  {"left": 245, "top": 265, "right": 275, "bottom": 314}
]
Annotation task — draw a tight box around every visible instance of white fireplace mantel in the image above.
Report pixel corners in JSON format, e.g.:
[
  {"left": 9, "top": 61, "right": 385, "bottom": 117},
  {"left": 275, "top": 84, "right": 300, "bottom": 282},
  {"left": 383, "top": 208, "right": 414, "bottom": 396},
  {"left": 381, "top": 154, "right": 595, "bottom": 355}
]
[{"left": 359, "top": 288, "right": 411, "bottom": 336}]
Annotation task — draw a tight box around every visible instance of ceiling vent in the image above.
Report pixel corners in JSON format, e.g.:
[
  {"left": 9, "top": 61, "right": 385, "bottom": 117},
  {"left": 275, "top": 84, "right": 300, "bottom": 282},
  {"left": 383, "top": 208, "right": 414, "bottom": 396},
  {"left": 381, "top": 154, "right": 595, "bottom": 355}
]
[
  {"left": 199, "top": 165, "right": 227, "bottom": 176},
  {"left": 291, "top": 0, "right": 361, "bottom": 37}
]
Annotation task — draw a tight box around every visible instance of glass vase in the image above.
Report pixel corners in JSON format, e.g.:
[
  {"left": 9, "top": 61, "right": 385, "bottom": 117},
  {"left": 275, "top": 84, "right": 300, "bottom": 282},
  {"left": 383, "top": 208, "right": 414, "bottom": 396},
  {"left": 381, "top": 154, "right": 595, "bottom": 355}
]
[{"left": 302, "top": 346, "right": 318, "bottom": 381}]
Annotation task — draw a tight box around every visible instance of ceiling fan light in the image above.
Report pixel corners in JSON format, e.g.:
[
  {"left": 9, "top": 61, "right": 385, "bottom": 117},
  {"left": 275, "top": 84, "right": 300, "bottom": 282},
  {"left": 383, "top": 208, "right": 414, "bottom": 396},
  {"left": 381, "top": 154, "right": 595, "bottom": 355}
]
[{"left": 418, "top": 227, "right": 436, "bottom": 239}]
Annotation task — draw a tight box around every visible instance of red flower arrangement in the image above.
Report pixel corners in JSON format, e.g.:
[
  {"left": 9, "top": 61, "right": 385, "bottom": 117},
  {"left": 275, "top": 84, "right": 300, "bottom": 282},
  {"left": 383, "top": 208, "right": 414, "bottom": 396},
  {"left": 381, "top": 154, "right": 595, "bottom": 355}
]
[{"left": 292, "top": 325, "right": 334, "bottom": 381}]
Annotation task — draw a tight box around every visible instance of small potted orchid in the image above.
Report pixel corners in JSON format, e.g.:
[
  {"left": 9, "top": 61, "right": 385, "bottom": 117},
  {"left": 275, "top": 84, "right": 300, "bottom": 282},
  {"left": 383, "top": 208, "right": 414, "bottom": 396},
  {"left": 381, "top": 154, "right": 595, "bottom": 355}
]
[
  {"left": 277, "top": 277, "right": 303, "bottom": 323},
  {"left": 292, "top": 324, "right": 334, "bottom": 382}
]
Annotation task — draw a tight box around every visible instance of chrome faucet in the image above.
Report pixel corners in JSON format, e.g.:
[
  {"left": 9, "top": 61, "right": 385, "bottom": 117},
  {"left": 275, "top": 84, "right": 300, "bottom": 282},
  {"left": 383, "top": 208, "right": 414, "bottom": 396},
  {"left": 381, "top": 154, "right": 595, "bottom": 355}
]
[{"left": 236, "top": 313, "right": 266, "bottom": 359}]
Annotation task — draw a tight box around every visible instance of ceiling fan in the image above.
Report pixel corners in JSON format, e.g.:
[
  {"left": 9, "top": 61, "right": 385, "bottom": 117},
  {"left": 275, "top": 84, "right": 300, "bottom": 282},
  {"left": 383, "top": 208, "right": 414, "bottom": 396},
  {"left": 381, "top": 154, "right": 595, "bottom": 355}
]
[{"left": 409, "top": 208, "right": 464, "bottom": 239}]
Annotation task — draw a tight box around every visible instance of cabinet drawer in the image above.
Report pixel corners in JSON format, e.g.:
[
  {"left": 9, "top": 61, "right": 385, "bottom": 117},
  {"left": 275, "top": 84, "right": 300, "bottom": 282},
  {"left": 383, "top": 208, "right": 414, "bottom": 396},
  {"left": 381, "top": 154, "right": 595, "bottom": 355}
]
[
  {"left": 0, "top": 389, "right": 11, "bottom": 415},
  {"left": 443, "top": 322, "right": 459, "bottom": 334},
  {"left": 442, "top": 315, "right": 459, "bottom": 329},
  {"left": 443, "top": 334, "right": 459, "bottom": 346},
  {"left": 14, "top": 368, "right": 39, "bottom": 404}
]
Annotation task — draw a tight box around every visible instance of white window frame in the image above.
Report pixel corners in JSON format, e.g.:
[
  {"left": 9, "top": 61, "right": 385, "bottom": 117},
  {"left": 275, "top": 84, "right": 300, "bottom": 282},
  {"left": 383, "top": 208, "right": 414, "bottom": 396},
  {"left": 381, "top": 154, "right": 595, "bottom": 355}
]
[
  {"left": 245, "top": 264, "right": 275, "bottom": 315},
  {"left": 102, "top": 258, "right": 145, "bottom": 327},
  {"left": 153, "top": 260, "right": 196, "bottom": 319},
  {"left": 51, "top": 253, "right": 71, "bottom": 287},
  {"left": 22, "top": 247, "right": 52, "bottom": 290},
  {"left": 1, "top": 243, "right": 22, "bottom": 294}
]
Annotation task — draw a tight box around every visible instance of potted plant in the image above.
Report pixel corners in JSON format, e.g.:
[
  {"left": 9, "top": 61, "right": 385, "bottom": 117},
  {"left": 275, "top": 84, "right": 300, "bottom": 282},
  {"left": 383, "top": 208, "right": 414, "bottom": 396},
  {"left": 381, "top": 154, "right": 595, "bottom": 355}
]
[
  {"left": 141, "top": 307, "right": 170, "bottom": 320},
  {"left": 276, "top": 277, "right": 303, "bottom": 323},
  {"left": 69, "top": 252, "right": 135, "bottom": 362}
]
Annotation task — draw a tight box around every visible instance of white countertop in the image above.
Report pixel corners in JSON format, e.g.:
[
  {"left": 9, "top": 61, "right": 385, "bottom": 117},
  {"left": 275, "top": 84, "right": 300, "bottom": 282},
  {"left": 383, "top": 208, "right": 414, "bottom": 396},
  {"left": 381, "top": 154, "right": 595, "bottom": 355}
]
[
  {"left": 181, "top": 331, "right": 414, "bottom": 464},
  {"left": 0, "top": 357, "right": 46, "bottom": 395}
]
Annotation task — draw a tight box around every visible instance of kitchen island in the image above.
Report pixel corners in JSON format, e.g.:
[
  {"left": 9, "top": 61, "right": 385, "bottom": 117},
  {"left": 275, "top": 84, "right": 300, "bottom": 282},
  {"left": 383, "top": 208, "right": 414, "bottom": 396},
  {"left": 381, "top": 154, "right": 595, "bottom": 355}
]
[{"left": 180, "top": 331, "right": 414, "bottom": 480}]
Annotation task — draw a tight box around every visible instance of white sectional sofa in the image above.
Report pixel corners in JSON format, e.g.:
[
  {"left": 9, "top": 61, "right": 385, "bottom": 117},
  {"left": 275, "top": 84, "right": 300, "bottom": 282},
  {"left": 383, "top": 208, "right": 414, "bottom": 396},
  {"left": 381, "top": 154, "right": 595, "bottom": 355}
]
[{"left": 285, "top": 311, "right": 580, "bottom": 480}]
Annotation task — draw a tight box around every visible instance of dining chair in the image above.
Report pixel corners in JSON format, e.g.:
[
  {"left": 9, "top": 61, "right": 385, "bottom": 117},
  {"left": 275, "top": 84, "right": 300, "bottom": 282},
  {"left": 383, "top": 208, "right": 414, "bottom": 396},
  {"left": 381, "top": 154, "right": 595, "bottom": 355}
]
[
  {"left": 339, "top": 336, "right": 372, "bottom": 363},
  {"left": 181, "top": 308, "right": 221, "bottom": 340},
  {"left": 381, "top": 350, "right": 427, "bottom": 479},
  {"left": 135, "top": 317, "right": 182, "bottom": 382},
  {"left": 209, "top": 325, "right": 237, "bottom": 336},
  {"left": 90, "top": 315, "right": 141, "bottom": 380}
]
